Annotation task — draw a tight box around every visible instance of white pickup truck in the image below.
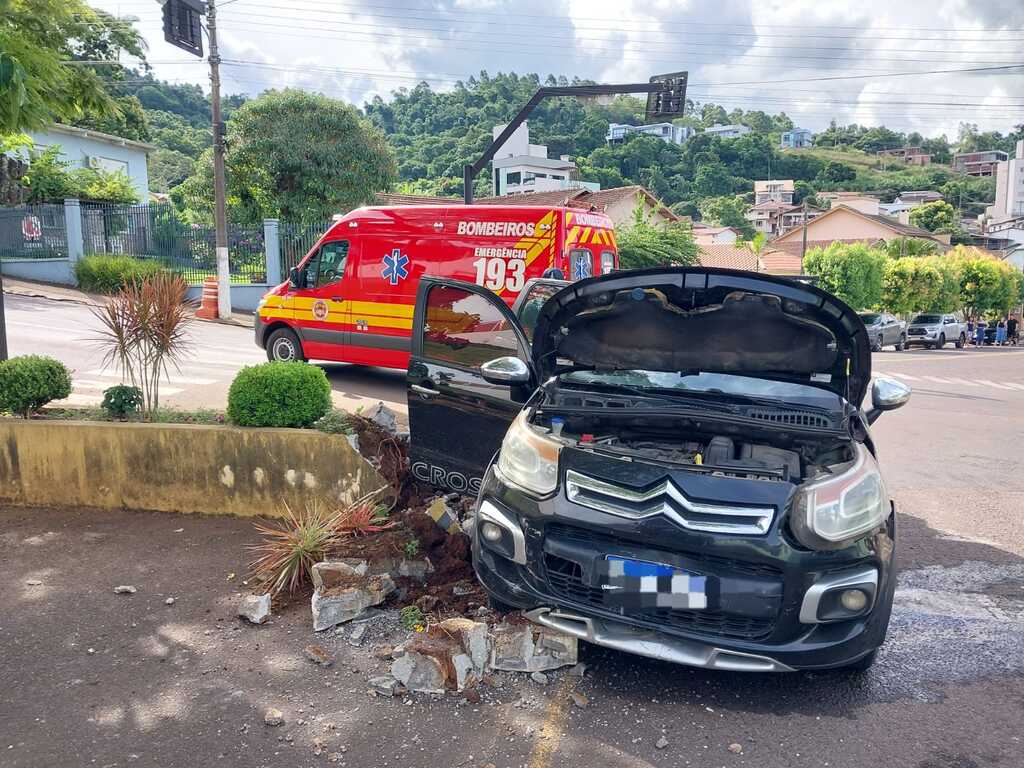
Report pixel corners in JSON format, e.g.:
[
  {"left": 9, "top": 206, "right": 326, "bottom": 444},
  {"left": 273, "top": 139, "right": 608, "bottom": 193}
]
[{"left": 905, "top": 312, "right": 967, "bottom": 349}]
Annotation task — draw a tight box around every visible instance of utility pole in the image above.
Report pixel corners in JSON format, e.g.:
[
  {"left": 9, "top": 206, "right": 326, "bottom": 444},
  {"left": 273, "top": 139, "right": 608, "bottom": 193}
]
[
  {"left": 800, "top": 197, "right": 809, "bottom": 274},
  {"left": 207, "top": 0, "right": 231, "bottom": 319},
  {"left": 0, "top": 268, "right": 7, "bottom": 361}
]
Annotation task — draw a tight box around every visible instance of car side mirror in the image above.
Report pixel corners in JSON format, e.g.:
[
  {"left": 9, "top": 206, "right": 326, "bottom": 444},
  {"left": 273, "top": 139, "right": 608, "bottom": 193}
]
[
  {"left": 481, "top": 356, "right": 531, "bottom": 385},
  {"left": 289, "top": 266, "right": 305, "bottom": 289},
  {"left": 866, "top": 377, "right": 911, "bottom": 424}
]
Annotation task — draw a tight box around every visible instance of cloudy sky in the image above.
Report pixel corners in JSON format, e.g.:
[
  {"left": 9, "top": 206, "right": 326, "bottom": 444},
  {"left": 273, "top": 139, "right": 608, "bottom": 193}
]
[{"left": 96, "top": 0, "right": 1024, "bottom": 139}]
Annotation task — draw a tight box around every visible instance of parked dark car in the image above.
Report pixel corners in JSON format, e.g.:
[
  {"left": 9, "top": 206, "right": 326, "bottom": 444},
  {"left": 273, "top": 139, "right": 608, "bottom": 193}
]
[
  {"left": 858, "top": 312, "right": 906, "bottom": 351},
  {"left": 407, "top": 268, "right": 910, "bottom": 672}
]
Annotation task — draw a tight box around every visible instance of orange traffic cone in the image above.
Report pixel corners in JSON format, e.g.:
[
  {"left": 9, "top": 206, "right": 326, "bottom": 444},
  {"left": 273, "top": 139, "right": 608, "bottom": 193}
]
[{"left": 195, "top": 276, "right": 218, "bottom": 320}]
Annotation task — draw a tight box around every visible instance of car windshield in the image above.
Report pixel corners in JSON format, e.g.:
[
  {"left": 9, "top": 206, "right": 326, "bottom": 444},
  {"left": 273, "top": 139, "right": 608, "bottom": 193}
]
[
  {"left": 560, "top": 370, "right": 844, "bottom": 410},
  {"left": 912, "top": 314, "right": 942, "bottom": 324},
  {"left": 859, "top": 313, "right": 881, "bottom": 324}
]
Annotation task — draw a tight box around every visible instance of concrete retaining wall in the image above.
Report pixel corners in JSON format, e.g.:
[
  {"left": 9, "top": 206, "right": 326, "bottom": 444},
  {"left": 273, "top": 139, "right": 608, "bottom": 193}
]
[
  {"left": 1, "top": 258, "right": 76, "bottom": 285},
  {"left": 0, "top": 420, "right": 388, "bottom": 518}
]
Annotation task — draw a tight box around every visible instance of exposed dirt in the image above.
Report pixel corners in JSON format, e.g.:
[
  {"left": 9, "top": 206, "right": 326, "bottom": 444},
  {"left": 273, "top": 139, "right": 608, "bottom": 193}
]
[{"left": 347, "top": 415, "right": 408, "bottom": 492}]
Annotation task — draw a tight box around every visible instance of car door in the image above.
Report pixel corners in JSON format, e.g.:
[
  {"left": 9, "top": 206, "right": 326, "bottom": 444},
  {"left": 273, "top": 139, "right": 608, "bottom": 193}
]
[
  {"left": 883, "top": 314, "right": 897, "bottom": 345},
  {"left": 511, "top": 278, "right": 568, "bottom": 342},
  {"left": 293, "top": 239, "right": 354, "bottom": 361},
  {"left": 407, "top": 278, "right": 535, "bottom": 494}
]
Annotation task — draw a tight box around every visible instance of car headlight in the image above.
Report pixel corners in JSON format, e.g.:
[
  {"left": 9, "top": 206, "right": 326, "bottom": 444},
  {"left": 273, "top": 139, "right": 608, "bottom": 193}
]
[
  {"left": 496, "top": 412, "right": 561, "bottom": 496},
  {"left": 790, "top": 445, "right": 887, "bottom": 549}
]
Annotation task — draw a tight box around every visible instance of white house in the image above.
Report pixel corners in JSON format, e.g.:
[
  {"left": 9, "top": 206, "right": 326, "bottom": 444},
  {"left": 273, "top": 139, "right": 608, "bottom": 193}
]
[
  {"left": 606, "top": 122, "right": 695, "bottom": 146},
  {"left": 988, "top": 140, "right": 1024, "bottom": 223},
  {"left": 704, "top": 124, "right": 751, "bottom": 139},
  {"left": 490, "top": 122, "right": 598, "bottom": 197},
  {"left": 27, "top": 123, "right": 153, "bottom": 199},
  {"left": 780, "top": 128, "right": 812, "bottom": 149}
]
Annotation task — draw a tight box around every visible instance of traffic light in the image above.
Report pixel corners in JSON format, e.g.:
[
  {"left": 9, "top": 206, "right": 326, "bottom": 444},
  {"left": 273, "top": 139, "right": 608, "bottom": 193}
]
[
  {"left": 646, "top": 71, "right": 688, "bottom": 120},
  {"left": 162, "top": 0, "right": 205, "bottom": 57}
]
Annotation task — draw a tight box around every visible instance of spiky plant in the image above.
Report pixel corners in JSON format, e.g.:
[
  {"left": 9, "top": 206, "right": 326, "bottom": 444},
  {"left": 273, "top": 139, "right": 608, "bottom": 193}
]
[
  {"left": 330, "top": 501, "right": 397, "bottom": 537},
  {"left": 249, "top": 501, "right": 337, "bottom": 596}
]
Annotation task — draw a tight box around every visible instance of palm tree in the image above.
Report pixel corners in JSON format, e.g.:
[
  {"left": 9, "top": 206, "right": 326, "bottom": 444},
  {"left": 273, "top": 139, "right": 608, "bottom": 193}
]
[{"left": 744, "top": 232, "right": 768, "bottom": 271}]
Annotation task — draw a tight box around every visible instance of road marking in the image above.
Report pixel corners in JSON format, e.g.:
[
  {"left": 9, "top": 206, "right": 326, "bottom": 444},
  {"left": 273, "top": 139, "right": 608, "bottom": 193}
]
[
  {"left": 876, "top": 371, "right": 919, "bottom": 380},
  {"left": 973, "top": 379, "right": 1015, "bottom": 390},
  {"left": 84, "top": 369, "right": 217, "bottom": 385},
  {"left": 53, "top": 393, "right": 103, "bottom": 406},
  {"left": 921, "top": 375, "right": 953, "bottom": 384},
  {"left": 72, "top": 381, "right": 184, "bottom": 395},
  {"left": 1004, "top": 382, "right": 1024, "bottom": 391},
  {"left": 528, "top": 676, "right": 576, "bottom": 768},
  {"left": 945, "top": 377, "right": 980, "bottom": 387}
]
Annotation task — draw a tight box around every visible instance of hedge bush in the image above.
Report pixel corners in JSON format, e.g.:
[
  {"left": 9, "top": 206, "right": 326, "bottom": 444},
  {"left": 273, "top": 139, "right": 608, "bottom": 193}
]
[
  {"left": 0, "top": 355, "right": 73, "bottom": 417},
  {"left": 227, "top": 362, "right": 331, "bottom": 428},
  {"left": 75, "top": 254, "right": 166, "bottom": 294},
  {"left": 101, "top": 384, "right": 144, "bottom": 418}
]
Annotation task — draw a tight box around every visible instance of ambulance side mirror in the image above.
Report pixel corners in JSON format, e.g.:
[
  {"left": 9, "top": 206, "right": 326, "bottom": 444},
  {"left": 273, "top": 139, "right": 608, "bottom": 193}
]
[{"left": 289, "top": 266, "right": 305, "bottom": 289}]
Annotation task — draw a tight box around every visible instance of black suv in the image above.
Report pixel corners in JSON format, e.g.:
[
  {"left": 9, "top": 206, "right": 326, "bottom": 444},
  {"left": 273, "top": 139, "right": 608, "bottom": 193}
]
[{"left": 406, "top": 268, "right": 910, "bottom": 672}]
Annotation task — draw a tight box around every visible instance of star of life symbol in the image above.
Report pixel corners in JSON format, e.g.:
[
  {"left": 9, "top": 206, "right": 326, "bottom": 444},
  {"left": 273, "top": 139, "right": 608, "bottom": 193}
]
[
  {"left": 572, "top": 254, "right": 592, "bottom": 280},
  {"left": 382, "top": 248, "right": 410, "bottom": 285}
]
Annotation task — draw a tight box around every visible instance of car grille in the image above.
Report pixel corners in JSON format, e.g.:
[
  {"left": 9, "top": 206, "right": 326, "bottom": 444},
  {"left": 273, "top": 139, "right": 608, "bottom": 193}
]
[
  {"left": 565, "top": 471, "right": 775, "bottom": 535},
  {"left": 907, "top": 328, "right": 926, "bottom": 335},
  {"left": 543, "top": 551, "right": 776, "bottom": 640}
]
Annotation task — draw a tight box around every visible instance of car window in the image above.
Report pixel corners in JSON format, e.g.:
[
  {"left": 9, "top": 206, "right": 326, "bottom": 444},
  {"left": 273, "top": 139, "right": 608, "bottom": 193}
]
[
  {"left": 314, "top": 241, "right": 349, "bottom": 288},
  {"left": 859, "top": 313, "right": 881, "bottom": 324},
  {"left": 600, "top": 251, "right": 616, "bottom": 275},
  {"left": 422, "top": 285, "right": 520, "bottom": 369},
  {"left": 912, "top": 314, "right": 941, "bottom": 324},
  {"left": 517, "top": 282, "right": 563, "bottom": 342}
]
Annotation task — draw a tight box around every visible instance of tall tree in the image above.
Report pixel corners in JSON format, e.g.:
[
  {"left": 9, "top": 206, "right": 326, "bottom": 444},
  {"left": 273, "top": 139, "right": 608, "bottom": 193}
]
[
  {"left": 174, "top": 89, "right": 397, "bottom": 225},
  {"left": 803, "top": 242, "right": 887, "bottom": 310},
  {"left": 0, "top": 0, "right": 146, "bottom": 131}
]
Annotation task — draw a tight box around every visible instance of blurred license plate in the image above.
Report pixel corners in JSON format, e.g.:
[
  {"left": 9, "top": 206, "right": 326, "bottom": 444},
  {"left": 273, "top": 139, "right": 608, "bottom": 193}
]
[{"left": 603, "top": 555, "right": 707, "bottom": 610}]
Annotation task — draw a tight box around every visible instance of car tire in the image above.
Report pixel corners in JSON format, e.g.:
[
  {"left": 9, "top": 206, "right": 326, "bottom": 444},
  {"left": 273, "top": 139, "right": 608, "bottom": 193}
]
[
  {"left": 895, "top": 334, "right": 906, "bottom": 351},
  {"left": 266, "top": 328, "right": 305, "bottom": 363},
  {"left": 840, "top": 649, "right": 879, "bottom": 672},
  {"left": 955, "top": 333, "right": 965, "bottom": 349},
  {"left": 934, "top": 333, "right": 945, "bottom": 350}
]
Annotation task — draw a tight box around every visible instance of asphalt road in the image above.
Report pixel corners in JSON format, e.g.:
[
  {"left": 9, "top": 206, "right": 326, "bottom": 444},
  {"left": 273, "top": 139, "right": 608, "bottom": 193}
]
[{"left": 3, "top": 294, "right": 1024, "bottom": 767}]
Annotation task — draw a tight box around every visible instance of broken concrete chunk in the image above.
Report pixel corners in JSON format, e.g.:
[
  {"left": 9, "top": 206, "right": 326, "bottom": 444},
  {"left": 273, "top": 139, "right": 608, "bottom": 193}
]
[
  {"left": 391, "top": 650, "right": 447, "bottom": 695},
  {"left": 530, "top": 671, "right": 549, "bottom": 685},
  {"left": 364, "top": 402, "right": 399, "bottom": 436},
  {"left": 368, "top": 676, "right": 399, "bottom": 697},
  {"left": 425, "top": 496, "right": 461, "bottom": 535},
  {"left": 489, "top": 620, "right": 578, "bottom": 672},
  {"left": 452, "top": 653, "right": 477, "bottom": 692},
  {"left": 430, "top": 618, "right": 490, "bottom": 674},
  {"left": 311, "top": 574, "right": 395, "bottom": 631},
  {"left": 397, "top": 557, "right": 435, "bottom": 583},
  {"left": 238, "top": 593, "right": 272, "bottom": 625},
  {"left": 114, "top": 585, "right": 137, "bottom": 594},
  {"left": 264, "top": 708, "right": 285, "bottom": 726},
  {"left": 311, "top": 559, "right": 370, "bottom": 590}
]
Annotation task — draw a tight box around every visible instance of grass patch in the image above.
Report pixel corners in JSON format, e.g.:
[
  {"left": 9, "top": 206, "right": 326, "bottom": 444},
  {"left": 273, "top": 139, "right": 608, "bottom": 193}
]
[{"left": 33, "top": 406, "right": 226, "bottom": 424}]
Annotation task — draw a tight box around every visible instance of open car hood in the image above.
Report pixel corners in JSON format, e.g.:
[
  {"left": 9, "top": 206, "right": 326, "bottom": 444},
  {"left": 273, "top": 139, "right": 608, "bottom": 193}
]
[{"left": 530, "top": 267, "right": 871, "bottom": 406}]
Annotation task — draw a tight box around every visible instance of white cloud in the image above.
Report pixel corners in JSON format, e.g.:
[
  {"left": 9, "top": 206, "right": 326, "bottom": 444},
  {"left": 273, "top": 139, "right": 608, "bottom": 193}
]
[{"left": 91, "top": 0, "right": 1023, "bottom": 134}]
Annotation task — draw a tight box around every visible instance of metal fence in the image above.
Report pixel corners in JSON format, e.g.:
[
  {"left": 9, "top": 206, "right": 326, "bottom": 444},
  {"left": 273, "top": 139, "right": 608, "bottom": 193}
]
[
  {"left": 279, "top": 219, "right": 332, "bottom": 276},
  {"left": 81, "top": 202, "right": 267, "bottom": 284},
  {"left": 0, "top": 203, "right": 68, "bottom": 260}
]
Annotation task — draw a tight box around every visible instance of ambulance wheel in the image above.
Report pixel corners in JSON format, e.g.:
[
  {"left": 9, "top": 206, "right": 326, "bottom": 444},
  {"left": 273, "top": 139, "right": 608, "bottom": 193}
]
[{"left": 266, "top": 328, "right": 304, "bottom": 363}]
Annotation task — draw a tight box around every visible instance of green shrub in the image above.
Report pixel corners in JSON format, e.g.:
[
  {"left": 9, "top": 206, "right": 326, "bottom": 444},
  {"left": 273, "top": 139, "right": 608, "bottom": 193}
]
[
  {"left": 0, "top": 356, "right": 72, "bottom": 417},
  {"left": 75, "top": 254, "right": 166, "bottom": 294},
  {"left": 227, "top": 362, "right": 331, "bottom": 428},
  {"left": 101, "top": 385, "right": 143, "bottom": 418},
  {"left": 313, "top": 407, "right": 354, "bottom": 435}
]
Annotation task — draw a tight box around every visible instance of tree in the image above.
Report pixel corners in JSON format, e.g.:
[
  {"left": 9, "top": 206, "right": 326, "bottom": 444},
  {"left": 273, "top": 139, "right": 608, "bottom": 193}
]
[
  {"left": 616, "top": 202, "right": 699, "bottom": 269},
  {"left": 946, "top": 247, "right": 1023, "bottom": 317},
  {"left": 803, "top": 242, "right": 887, "bottom": 310},
  {"left": 815, "top": 161, "right": 857, "bottom": 184},
  {"left": 854, "top": 127, "right": 905, "bottom": 153},
  {"left": 909, "top": 200, "right": 957, "bottom": 233},
  {"left": 21, "top": 145, "right": 138, "bottom": 203},
  {"left": 0, "top": 0, "right": 146, "bottom": 131},
  {"left": 174, "top": 89, "right": 397, "bottom": 225},
  {"left": 882, "top": 256, "right": 960, "bottom": 314},
  {"left": 884, "top": 237, "right": 940, "bottom": 258},
  {"left": 698, "top": 196, "right": 754, "bottom": 239}
]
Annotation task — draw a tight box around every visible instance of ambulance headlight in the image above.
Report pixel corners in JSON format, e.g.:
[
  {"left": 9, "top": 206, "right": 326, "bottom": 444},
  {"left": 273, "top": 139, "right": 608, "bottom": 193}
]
[{"left": 496, "top": 412, "right": 561, "bottom": 496}]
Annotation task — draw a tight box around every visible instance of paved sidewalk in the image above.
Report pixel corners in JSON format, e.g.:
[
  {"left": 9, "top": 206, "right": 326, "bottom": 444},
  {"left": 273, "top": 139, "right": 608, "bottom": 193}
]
[{"left": 1, "top": 275, "right": 254, "bottom": 327}]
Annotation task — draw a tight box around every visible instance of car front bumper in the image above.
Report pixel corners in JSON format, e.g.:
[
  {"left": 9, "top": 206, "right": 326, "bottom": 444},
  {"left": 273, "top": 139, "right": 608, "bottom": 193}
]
[{"left": 472, "top": 467, "right": 897, "bottom": 672}]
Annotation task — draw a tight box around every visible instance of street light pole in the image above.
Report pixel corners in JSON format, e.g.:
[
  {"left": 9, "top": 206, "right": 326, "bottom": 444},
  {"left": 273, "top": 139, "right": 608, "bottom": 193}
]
[
  {"left": 207, "top": 0, "right": 231, "bottom": 319},
  {"left": 0, "top": 269, "right": 7, "bottom": 361}
]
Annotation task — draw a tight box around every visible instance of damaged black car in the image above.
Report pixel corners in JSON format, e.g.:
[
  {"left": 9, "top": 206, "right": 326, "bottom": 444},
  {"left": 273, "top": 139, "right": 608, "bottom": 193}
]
[{"left": 406, "top": 268, "right": 910, "bottom": 672}]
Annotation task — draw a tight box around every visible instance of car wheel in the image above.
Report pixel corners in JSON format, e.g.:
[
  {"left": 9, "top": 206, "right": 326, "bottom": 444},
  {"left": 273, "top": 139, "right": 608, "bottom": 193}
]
[
  {"left": 840, "top": 649, "right": 879, "bottom": 672},
  {"left": 871, "top": 336, "right": 882, "bottom": 352},
  {"left": 955, "top": 333, "right": 965, "bottom": 349},
  {"left": 266, "top": 328, "right": 305, "bottom": 362},
  {"left": 895, "top": 334, "right": 906, "bottom": 351},
  {"left": 934, "top": 333, "right": 946, "bottom": 350}
]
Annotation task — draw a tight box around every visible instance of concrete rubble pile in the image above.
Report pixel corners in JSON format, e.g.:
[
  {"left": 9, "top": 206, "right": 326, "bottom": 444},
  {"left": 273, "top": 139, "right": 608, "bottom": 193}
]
[{"left": 310, "top": 557, "right": 434, "bottom": 632}]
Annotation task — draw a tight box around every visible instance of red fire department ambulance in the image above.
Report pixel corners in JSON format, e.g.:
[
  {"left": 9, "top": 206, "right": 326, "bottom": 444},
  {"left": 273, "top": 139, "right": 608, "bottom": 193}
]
[{"left": 255, "top": 204, "right": 618, "bottom": 369}]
